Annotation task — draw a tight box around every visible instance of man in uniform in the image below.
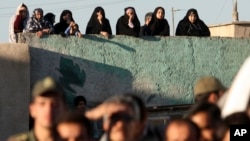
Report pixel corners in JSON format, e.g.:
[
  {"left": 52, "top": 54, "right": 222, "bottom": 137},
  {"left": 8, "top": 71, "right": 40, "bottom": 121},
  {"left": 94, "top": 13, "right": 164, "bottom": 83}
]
[
  {"left": 7, "top": 76, "right": 66, "bottom": 141},
  {"left": 193, "top": 76, "right": 226, "bottom": 104}
]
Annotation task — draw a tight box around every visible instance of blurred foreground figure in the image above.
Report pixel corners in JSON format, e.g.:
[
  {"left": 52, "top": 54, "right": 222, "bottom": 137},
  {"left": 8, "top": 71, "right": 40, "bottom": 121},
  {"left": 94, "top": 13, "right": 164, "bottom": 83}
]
[
  {"left": 53, "top": 111, "right": 92, "bottom": 141},
  {"left": 74, "top": 95, "right": 87, "bottom": 114},
  {"left": 165, "top": 118, "right": 200, "bottom": 141},
  {"left": 7, "top": 76, "right": 66, "bottom": 141},
  {"left": 85, "top": 94, "right": 161, "bottom": 141},
  {"left": 219, "top": 56, "right": 250, "bottom": 118},
  {"left": 185, "top": 102, "right": 222, "bottom": 141},
  {"left": 194, "top": 76, "right": 226, "bottom": 104}
]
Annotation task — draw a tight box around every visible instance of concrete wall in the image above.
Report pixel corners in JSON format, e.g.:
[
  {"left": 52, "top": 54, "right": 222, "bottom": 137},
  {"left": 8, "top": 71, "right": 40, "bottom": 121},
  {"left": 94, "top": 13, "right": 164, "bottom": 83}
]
[
  {"left": 2, "top": 34, "right": 250, "bottom": 139},
  {"left": 209, "top": 24, "right": 235, "bottom": 37},
  {"left": 0, "top": 43, "right": 30, "bottom": 141},
  {"left": 209, "top": 22, "right": 250, "bottom": 37},
  {"left": 235, "top": 24, "right": 250, "bottom": 37},
  {"left": 18, "top": 33, "right": 250, "bottom": 107}
]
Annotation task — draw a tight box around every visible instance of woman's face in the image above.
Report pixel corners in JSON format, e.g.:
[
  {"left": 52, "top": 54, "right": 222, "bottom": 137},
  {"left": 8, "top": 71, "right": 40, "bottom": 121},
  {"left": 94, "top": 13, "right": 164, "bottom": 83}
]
[
  {"left": 63, "top": 13, "right": 72, "bottom": 23},
  {"left": 188, "top": 13, "right": 197, "bottom": 24},
  {"left": 156, "top": 8, "right": 164, "bottom": 19},
  {"left": 34, "top": 10, "right": 42, "bottom": 20},
  {"left": 126, "top": 9, "right": 134, "bottom": 20},
  {"left": 19, "top": 6, "right": 27, "bottom": 19},
  {"left": 96, "top": 11, "right": 103, "bottom": 19}
]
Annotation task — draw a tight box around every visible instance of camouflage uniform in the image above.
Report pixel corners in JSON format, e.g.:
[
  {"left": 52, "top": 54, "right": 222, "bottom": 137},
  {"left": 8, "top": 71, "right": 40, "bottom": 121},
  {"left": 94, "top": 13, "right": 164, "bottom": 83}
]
[{"left": 7, "top": 130, "right": 37, "bottom": 141}]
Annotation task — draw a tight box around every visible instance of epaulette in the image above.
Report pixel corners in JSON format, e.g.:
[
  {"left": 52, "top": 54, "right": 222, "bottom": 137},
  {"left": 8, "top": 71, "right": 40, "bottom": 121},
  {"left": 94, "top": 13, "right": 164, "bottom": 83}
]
[{"left": 7, "top": 132, "right": 29, "bottom": 141}]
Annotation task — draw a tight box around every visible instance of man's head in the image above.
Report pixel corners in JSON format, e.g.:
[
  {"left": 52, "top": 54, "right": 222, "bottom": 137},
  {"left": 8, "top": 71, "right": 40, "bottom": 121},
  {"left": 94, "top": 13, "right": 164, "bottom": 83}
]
[
  {"left": 185, "top": 102, "right": 222, "bottom": 141},
  {"left": 194, "top": 76, "right": 226, "bottom": 103},
  {"left": 144, "top": 12, "right": 152, "bottom": 25},
  {"left": 54, "top": 111, "right": 92, "bottom": 141},
  {"left": 29, "top": 76, "right": 66, "bottom": 129},
  {"left": 102, "top": 94, "right": 147, "bottom": 141},
  {"left": 74, "top": 95, "right": 87, "bottom": 113},
  {"left": 165, "top": 118, "right": 200, "bottom": 141}
]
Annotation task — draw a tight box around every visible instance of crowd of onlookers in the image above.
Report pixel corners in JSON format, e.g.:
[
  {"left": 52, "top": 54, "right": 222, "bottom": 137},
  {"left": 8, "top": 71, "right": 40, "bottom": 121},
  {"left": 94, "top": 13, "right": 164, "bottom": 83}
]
[
  {"left": 9, "top": 3, "right": 211, "bottom": 43},
  {"left": 6, "top": 69, "right": 250, "bottom": 141},
  {"left": 7, "top": 2, "right": 250, "bottom": 141}
]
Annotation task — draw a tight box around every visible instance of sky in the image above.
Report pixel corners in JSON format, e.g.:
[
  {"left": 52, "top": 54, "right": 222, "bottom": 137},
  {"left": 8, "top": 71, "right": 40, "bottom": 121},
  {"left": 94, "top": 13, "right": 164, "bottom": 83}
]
[{"left": 0, "top": 0, "right": 249, "bottom": 43}]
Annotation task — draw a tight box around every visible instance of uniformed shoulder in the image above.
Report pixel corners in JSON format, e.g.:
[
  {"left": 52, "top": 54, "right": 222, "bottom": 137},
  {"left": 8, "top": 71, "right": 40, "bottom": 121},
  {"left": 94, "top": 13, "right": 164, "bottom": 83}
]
[{"left": 7, "top": 132, "right": 29, "bottom": 141}]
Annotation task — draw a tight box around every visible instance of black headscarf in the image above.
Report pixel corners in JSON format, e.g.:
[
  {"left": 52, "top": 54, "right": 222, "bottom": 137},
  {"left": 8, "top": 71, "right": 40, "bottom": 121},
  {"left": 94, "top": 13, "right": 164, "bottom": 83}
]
[
  {"left": 148, "top": 6, "right": 170, "bottom": 36},
  {"left": 116, "top": 7, "right": 140, "bottom": 37},
  {"left": 44, "top": 12, "right": 55, "bottom": 25},
  {"left": 175, "top": 8, "right": 210, "bottom": 36},
  {"left": 182, "top": 8, "right": 200, "bottom": 24},
  {"left": 85, "top": 6, "right": 112, "bottom": 35},
  {"left": 54, "top": 9, "right": 74, "bottom": 35}
]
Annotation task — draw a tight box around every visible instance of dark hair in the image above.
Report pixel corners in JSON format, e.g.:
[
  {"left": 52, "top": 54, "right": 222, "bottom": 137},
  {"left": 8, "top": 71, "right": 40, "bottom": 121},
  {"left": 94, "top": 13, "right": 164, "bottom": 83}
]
[
  {"left": 93, "top": 6, "right": 106, "bottom": 19},
  {"left": 144, "top": 12, "right": 153, "bottom": 22},
  {"left": 214, "top": 120, "right": 229, "bottom": 141},
  {"left": 124, "top": 6, "right": 140, "bottom": 22},
  {"left": 33, "top": 8, "right": 43, "bottom": 18},
  {"left": 44, "top": 12, "right": 55, "bottom": 24},
  {"left": 59, "top": 9, "right": 74, "bottom": 23},
  {"left": 153, "top": 7, "right": 165, "bottom": 18},
  {"left": 182, "top": 8, "right": 200, "bottom": 23},
  {"left": 166, "top": 118, "right": 201, "bottom": 141},
  {"left": 53, "top": 111, "right": 92, "bottom": 138},
  {"left": 185, "top": 102, "right": 222, "bottom": 126},
  {"left": 129, "top": 94, "right": 147, "bottom": 121},
  {"left": 195, "top": 90, "right": 220, "bottom": 103},
  {"left": 224, "top": 112, "right": 250, "bottom": 125},
  {"left": 74, "top": 95, "right": 86, "bottom": 106},
  {"left": 21, "top": 3, "right": 28, "bottom": 10},
  {"left": 104, "top": 93, "right": 146, "bottom": 122}
]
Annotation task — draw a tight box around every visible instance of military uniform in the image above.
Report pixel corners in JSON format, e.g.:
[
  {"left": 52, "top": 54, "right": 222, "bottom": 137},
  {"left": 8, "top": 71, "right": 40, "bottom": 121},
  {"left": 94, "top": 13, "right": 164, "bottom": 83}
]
[
  {"left": 7, "top": 130, "right": 37, "bottom": 141},
  {"left": 7, "top": 77, "right": 63, "bottom": 141}
]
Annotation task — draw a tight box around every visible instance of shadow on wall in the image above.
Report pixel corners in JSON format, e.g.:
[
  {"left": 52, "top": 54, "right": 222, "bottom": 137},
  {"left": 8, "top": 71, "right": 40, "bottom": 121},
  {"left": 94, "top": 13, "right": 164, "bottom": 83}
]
[
  {"left": 83, "top": 35, "right": 137, "bottom": 52},
  {"left": 29, "top": 47, "right": 135, "bottom": 108},
  {"left": 0, "top": 44, "right": 30, "bottom": 141},
  {"left": 29, "top": 47, "right": 175, "bottom": 108}
]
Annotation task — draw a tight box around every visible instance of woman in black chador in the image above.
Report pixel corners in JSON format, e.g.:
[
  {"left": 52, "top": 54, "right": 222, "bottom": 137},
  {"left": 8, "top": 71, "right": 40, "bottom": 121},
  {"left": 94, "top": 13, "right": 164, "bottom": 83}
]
[
  {"left": 54, "top": 10, "right": 75, "bottom": 36},
  {"left": 175, "top": 8, "right": 210, "bottom": 36},
  {"left": 86, "top": 6, "right": 112, "bottom": 38},
  {"left": 148, "top": 7, "right": 170, "bottom": 36},
  {"left": 116, "top": 7, "right": 140, "bottom": 37}
]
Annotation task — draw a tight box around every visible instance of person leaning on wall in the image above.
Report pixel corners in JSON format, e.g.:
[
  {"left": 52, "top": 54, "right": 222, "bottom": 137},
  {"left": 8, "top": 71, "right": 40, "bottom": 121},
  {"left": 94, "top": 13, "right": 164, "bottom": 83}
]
[
  {"left": 148, "top": 6, "right": 170, "bottom": 36},
  {"left": 139, "top": 12, "right": 153, "bottom": 37},
  {"left": 175, "top": 8, "right": 210, "bottom": 37},
  {"left": 24, "top": 8, "right": 54, "bottom": 38},
  {"left": 86, "top": 6, "right": 112, "bottom": 38},
  {"left": 116, "top": 7, "right": 141, "bottom": 37},
  {"left": 9, "top": 3, "right": 30, "bottom": 43}
]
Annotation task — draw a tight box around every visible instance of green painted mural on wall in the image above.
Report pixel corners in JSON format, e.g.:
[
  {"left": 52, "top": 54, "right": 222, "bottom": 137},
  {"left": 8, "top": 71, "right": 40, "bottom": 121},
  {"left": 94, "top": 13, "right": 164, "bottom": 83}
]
[
  {"left": 57, "top": 57, "right": 86, "bottom": 107},
  {"left": 25, "top": 34, "right": 250, "bottom": 106}
]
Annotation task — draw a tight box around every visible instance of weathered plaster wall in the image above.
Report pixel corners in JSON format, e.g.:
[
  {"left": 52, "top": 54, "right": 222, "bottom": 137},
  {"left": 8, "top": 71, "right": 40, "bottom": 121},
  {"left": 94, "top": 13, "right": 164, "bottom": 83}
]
[
  {"left": 209, "top": 24, "right": 235, "bottom": 37},
  {"left": 0, "top": 43, "right": 30, "bottom": 141},
  {"left": 2, "top": 34, "right": 250, "bottom": 139},
  {"left": 209, "top": 22, "right": 250, "bottom": 37},
  {"left": 19, "top": 34, "right": 250, "bottom": 107},
  {"left": 235, "top": 24, "right": 250, "bottom": 37}
]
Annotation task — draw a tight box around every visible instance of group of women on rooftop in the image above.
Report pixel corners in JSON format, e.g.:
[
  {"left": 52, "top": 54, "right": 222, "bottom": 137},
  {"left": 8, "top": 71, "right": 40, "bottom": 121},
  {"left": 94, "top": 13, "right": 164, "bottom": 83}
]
[{"left": 9, "top": 3, "right": 210, "bottom": 43}]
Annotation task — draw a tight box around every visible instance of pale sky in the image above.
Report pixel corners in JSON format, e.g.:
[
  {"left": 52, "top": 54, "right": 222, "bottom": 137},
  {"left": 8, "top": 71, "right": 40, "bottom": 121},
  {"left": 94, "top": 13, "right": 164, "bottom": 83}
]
[{"left": 0, "top": 0, "right": 249, "bottom": 42}]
